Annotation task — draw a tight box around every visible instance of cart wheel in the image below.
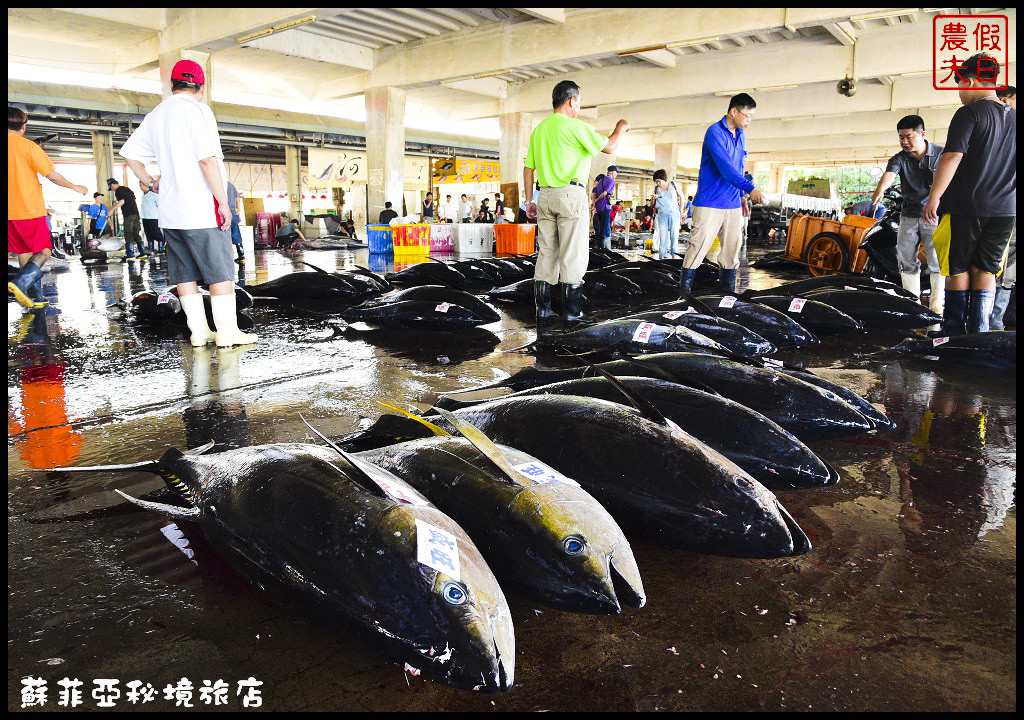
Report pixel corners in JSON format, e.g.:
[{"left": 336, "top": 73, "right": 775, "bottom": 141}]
[{"left": 804, "top": 232, "right": 849, "bottom": 276}]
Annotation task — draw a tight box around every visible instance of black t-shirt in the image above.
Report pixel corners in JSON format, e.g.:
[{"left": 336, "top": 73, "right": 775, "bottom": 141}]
[
  {"left": 939, "top": 98, "right": 1016, "bottom": 217},
  {"left": 378, "top": 209, "right": 398, "bottom": 224},
  {"left": 422, "top": 199, "right": 434, "bottom": 218},
  {"left": 114, "top": 186, "right": 139, "bottom": 217}
]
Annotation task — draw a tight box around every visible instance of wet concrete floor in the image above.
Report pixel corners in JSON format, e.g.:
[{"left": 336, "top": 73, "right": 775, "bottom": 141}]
[{"left": 8, "top": 242, "right": 1016, "bottom": 711}]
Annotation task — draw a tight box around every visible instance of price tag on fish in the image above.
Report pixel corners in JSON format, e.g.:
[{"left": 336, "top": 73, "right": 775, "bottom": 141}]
[
  {"left": 685, "top": 306, "right": 699, "bottom": 314},
  {"left": 662, "top": 310, "right": 685, "bottom": 320},
  {"left": 719, "top": 296, "right": 737, "bottom": 308},
  {"left": 373, "top": 477, "right": 428, "bottom": 506},
  {"left": 512, "top": 461, "right": 580, "bottom": 488},
  {"left": 788, "top": 298, "right": 807, "bottom": 313},
  {"left": 844, "top": 286, "right": 858, "bottom": 291},
  {"left": 415, "top": 519, "right": 461, "bottom": 582},
  {"left": 632, "top": 322, "right": 656, "bottom": 343},
  {"left": 156, "top": 290, "right": 176, "bottom": 305},
  {"left": 932, "top": 336, "right": 950, "bottom": 347},
  {"left": 435, "top": 302, "right": 452, "bottom": 313}
]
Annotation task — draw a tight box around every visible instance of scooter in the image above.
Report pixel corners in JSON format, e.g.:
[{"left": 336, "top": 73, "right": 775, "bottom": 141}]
[{"left": 857, "top": 188, "right": 902, "bottom": 282}]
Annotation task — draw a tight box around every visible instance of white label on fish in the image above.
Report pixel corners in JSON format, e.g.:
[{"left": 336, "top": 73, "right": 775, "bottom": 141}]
[
  {"left": 685, "top": 306, "right": 699, "bottom": 314},
  {"left": 933, "top": 337, "right": 950, "bottom": 346},
  {"left": 374, "top": 477, "right": 429, "bottom": 506},
  {"left": 662, "top": 310, "right": 685, "bottom": 320},
  {"left": 764, "top": 358, "right": 784, "bottom": 367},
  {"left": 157, "top": 290, "right": 176, "bottom": 305},
  {"left": 435, "top": 302, "right": 452, "bottom": 313},
  {"left": 512, "top": 461, "right": 581, "bottom": 488},
  {"left": 719, "top": 296, "right": 737, "bottom": 308},
  {"left": 788, "top": 298, "right": 807, "bottom": 313},
  {"left": 415, "top": 519, "right": 461, "bottom": 582},
  {"left": 632, "top": 322, "right": 656, "bottom": 343},
  {"left": 844, "top": 286, "right": 858, "bottom": 291}
]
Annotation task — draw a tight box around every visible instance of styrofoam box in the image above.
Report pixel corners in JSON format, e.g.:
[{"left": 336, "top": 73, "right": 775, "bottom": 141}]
[{"left": 454, "top": 223, "right": 495, "bottom": 254}]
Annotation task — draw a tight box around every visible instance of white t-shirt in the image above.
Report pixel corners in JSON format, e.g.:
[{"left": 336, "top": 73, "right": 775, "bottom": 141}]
[
  {"left": 119, "top": 93, "right": 227, "bottom": 230},
  {"left": 459, "top": 199, "right": 474, "bottom": 220},
  {"left": 441, "top": 200, "right": 457, "bottom": 221}
]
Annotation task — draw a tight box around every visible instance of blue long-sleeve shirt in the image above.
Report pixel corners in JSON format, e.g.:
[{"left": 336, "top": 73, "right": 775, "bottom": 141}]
[{"left": 693, "top": 116, "right": 755, "bottom": 210}]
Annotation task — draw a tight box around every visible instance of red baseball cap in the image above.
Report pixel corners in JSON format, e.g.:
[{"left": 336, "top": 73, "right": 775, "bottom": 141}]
[{"left": 171, "top": 59, "right": 205, "bottom": 85}]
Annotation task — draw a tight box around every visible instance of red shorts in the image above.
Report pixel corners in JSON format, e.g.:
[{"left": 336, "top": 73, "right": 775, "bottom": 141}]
[{"left": 8, "top": 217, "right": 52, "bottom": 254}]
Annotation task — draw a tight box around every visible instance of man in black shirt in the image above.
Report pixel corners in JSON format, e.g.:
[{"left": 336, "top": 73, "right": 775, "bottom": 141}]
[
  {"left": 923, "top": 54, "right": 1016, "bottom": 334},
  {"left": 108, "top": 178, "right": 147, "bottom": 259},
  {"left": 378, "top": 201, "right": 398, "bottom": 224}
]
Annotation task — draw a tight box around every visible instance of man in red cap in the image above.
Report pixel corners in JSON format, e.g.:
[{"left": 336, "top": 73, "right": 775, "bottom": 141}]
[
  {"left": 119, "top": 60, "right": 256, "bottom": 347},
  {"left": 8, "top": 106, "right": 88, "bottom": 309}
]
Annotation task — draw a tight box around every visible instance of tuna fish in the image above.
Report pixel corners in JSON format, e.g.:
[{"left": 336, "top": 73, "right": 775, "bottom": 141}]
[
  {"left": 341, "top": 299, "right": 498, "bottom": 331},
  {"left": 797, "top": 288, "right": 942, "bottom": 329},
  {"left": 618, "top": 306, "right": 777, "bottom": 356},
  {"left": 49, "top": 439, "right": 515, "bottom": 692},
  {"left": 892, "top": 331, "right": 1016, "bottom": 365},
  {"left": 691, "top": 294, "right": 820, "bottom": 348},
  {"left": 248, "top": 271, "right": 370, "bottom": 302},
  {"left": 609, "top": 267, "right": 680, "bottom": 293},
  {"left": 436, "top": 376, "right": 838, "bottom": 490},
  {"left": 747, "top": 274, "right": 916, "bottom": 300},
  {"left": 380, "top": 285, "right": 501, "bottom": 324},
  {"left": 746, "top": 295, "right": 863, "bottom": 334},
  {"left": 357, "top": 422, "right": 645, "bottom": 613},
  {"left": 534, "top": 319, "right": 729, "bottom": 355},
  {"left": 386, "top": 263, "right": 471, "bottom": 289}
]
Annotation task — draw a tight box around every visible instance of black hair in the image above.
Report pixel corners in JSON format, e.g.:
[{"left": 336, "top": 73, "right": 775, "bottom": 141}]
[
  {"left": 996, "top": 85, "right": 1016, "bottom": 98},
  {"left": 956, "top": 54, "right": 1000, "bottom": 85},
  {"left": 8, "top": 106, "right": 27, "bottom": 131},
  {"left": 687, "top": 195, "right": 693, "bottom": 200},
  {"left": 728, "top": 93, "right": 757, "bottom": 112},
  {"left": 594, "top": 174, "right": 605, "bottom": 186},
  {"left": 552, "top": 80, "right": 580, "bottom": 109},
  {"left": 385, "top": 201, "right": 392, "bottom": 208},
  {"left": 461, "top": 193, "right": 467, "bottom": 198},
  {"left": 171, "top": 79, "right": 202, "bottom": 93},
  {"left": 446, "top": 194, "right": 451, "bottom": 199},
  {"left": 653, "top": 169, "right": 668, "bottom": 181},
  {"left": 896, "top": 114, "right": 925, "bottom": 132},
  {"left": 426, "top": 192, "right": 433, "bottom": 197},
  {"left": 481, "top": 198, "right": 489, "bottom": 204},
  {"left": 93, "top": 192, "right": 104, "bottom": 198}
]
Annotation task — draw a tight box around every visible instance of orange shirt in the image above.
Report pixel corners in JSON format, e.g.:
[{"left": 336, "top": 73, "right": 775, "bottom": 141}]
[{"left": 8, "top": 131, "right": 54, "bottom": 221}]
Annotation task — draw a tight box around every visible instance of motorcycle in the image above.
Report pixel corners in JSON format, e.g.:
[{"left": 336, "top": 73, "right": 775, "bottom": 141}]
[{"left": 858, "top": 188, "right": 903, "bottom": 282}]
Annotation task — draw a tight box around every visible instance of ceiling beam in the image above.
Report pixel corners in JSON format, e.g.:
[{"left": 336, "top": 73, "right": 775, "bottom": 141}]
[
  {"left": 823, "top": 22, "right": 856, "bottom": 46},
  {"left": 439, "top": 77, "right": 509, "bottom": 99},
  {"left": 632, "top": 49, "right": 677, "bottom": 69},
  {"left": 242, "top": 28, "right": 374, "bottom": 70},
  {"left": 49, "top": 7, "right": 167, "bottom": 31},
  {"left": 514, "top": 8, "right": 566, "bottom": 24}
]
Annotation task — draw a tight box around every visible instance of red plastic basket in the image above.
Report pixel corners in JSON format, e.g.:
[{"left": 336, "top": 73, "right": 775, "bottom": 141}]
[{"left": 495, "top": 223, "right": 536, "bottom": 256}]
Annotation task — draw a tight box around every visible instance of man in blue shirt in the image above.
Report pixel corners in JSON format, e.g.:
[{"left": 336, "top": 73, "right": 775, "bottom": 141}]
[{"left": 680, "top": 93, "right": 764, "bottom": 293}]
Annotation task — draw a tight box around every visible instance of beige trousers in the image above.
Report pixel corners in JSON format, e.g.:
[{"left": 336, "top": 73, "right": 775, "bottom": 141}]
[
  {"left": 534, "top": 185, "right": 589, "bottom": 285},
  {"left": 682, "top": 205, "right": 744, "bottom": 269}
]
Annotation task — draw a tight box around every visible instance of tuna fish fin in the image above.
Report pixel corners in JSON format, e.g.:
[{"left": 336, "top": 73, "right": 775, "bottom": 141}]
[
  {"left": 298, "top": 414, "right": 391, "bottom": 499},
  {"left": 296, "top": 261, "right": 329, "bottom": 274},
  {"left": 182, "top": 440, "right": 216, "bottom": 456},
  {"left": 567, "top": 351, "right": 672, "bottom": 428},
  {"left": 45, "top": 459, "right": 162, "bottom": 473},
  {"left": 114, "top": 489, "right": 201, "bottom": 522},
  {"left": 429, "top": 407, "right": 523, "bottom": 485},
  {"left": 376, "top": 402, "right": 451, "bottom": 436},
  {"left": 610, "top": 352, "right": 724, "bottom": 397}
]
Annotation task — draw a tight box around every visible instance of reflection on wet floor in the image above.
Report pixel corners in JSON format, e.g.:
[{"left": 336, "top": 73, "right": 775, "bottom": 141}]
[{"left": 7, "top": 245, "right": 1015, "bottom": 711}]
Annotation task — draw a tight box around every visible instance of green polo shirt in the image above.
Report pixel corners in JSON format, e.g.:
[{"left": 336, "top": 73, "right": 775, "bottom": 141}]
[{"left": 525, "top": 112, "right": 608, "bottom": 188}]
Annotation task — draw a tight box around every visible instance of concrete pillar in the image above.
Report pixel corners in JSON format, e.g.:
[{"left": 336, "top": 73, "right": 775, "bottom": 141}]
[
  {"left": 767, "top": 166, "right": 786, "bottom": 194},
  {"left": 91, "top": 131, "right": 115, "bottom": 204},
  {"left": 655, "top": 143, "right": 683, "bottom": 180},
  {"left": 499, "top": 111, "right": 532, "bottom": 208},
  {"left": 159, "top": 49, "right": 213, "bottom": 103},
  {"left": 365, "top": 86, "right": 405, "bottom": 222},
  {"left": 284, "top": 144, "right": 302, "bottom": 221}
]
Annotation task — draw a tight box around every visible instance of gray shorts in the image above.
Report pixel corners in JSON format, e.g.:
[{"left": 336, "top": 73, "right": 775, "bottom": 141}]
[{"left": 163, "top": 227, "right": 236, "bottom": 285}]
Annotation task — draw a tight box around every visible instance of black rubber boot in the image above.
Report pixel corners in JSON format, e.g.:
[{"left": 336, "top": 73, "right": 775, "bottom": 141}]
[
  {"left": 719, "top": 268, "right": 738, "bottom": 293},
  {"left": 968, "top": 289, "right": 994, "bottom": 334},
  {"left": 563, "top": 282, "right": 591, "bottom": 328},
  {"left": 940, "top": 289, "right": 968, "bottom": 336},
  {"left": 534, "top": 280, "right": 555, "bottom": 331},
  {"left": 8, "top": 255, "right": 47, "bottom": 309}
]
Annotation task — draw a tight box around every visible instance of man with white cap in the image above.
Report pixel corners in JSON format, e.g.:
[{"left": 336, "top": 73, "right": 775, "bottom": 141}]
[{"left": 120, "top": 60, "right": 256, "bottom": 347}]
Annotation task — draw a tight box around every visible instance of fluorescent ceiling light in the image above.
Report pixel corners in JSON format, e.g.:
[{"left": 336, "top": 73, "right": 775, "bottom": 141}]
[
  {"left": 901, "top": 70, "right": 933, "bottom": 78},
  {"left": 850, "top": 9, "right": 915, "bottom": 22},
  {"left": 472, "top": 69, "right": 512, "bottom": 79},
  {"left": 755, "top": 84, "right": 798, "bottom": 92},
  {"left": 666, "top": 36, "right": 721, "bottom": 49},
  {"left": 714, "top": 90, "right": 744, "bottom": 97},
  {"left": 236, "top": 15, "right": 317, "bottom": 43}
]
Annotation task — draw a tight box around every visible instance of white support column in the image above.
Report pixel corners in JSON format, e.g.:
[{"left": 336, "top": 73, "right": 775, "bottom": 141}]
[
  {"left": 365, "top": 86, "right": 406, "bottom": 220},
  {"left": 655, "top": 143, "right": 683, "bottom": 180},
  {"left": 159, "top": 49, "right": 212, "bottom": 103},
  {"left": 284, "top": 144, "right": 302, "bottom": 222},
  {"left": 498, "top": 111, "right": 532, "bottom": 209},
  {"left": 91, "top": 131, "right": 115, "bottom": 207}
]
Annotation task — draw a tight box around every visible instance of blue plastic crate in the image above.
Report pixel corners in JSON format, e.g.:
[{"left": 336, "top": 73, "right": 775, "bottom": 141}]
[{"left": 367, "top": 225, "right": 394, "bottom": 254}]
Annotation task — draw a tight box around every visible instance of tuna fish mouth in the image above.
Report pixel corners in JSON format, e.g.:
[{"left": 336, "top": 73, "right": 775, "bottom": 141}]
[
  {"left": 775, "top": 502, "right": 812, "bottom": 556},
  {"left": 610, "top": 557, "right": 646, "bottom": 609},
  {"left": 475, "top": 639, "right": 512, "bottom": 692},
  {"left": 821, "top": 459, "right": 842, "bottom": 485}
]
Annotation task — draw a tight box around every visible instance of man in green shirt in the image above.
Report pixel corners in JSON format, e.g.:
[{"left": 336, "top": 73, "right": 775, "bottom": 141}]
[{"left": 524, "top": 80, "right": 630, "bottom": 328}]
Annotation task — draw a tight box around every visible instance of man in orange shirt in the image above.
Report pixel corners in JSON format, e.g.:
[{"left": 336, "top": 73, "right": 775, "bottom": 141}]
[{"left": 8, "top": 107, "right": 87, "bottom": 308}]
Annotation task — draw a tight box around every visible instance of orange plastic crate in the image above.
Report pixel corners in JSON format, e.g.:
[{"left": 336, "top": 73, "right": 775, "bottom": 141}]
[
  {"left": 494, "top": 223, "right": 536, "bottom": 256},
  {"left": 392, "top": 224, "right": 430, "bottom": 255}
]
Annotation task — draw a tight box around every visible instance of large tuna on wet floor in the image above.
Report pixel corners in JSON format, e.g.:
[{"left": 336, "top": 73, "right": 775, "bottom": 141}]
[
  {"left": 342, "top": 300, "right": 497, "bottom": 331},
  {"left": 892, "top": 331, "right": 1016, "bottom": 365},
  {"left": 358, "top": 431, "right": 645, "bottom": 614},
  {"left": 436, "top": 376, "right": 838, "bottom": 490},
  {"left": 797, "top": 288, "right": 943, "bottom": 329},
  {"left": 248, "top": 271, "right": 371, "bottom": 302},
  {"left": 50, "top": 442, "right": 514, "bottom": 692},
  {"left": 618, "top": 306, "right": 777, "bottom": 356},
  {"left": 688, "top": 294, "right": 820, "bottom": 348},
  {"left": 747, "top": 274, "right": 916, "bottom": 300},
  {"left": 746, "top": 295, "right": 863, "bottom": 335},
  {"left": 379, "top": 285, "right": 500, "bottom": 324},
  {"left": 534, "top": 318, "right": 729, "bottom": 355},
  {"left": 385, "top": 262, "right": 471, "bottom": 289},
  {"left": 434, "top": 396, "right": 812, "bottom": 558}
]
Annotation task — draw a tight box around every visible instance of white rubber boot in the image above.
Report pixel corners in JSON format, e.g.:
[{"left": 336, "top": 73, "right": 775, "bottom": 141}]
[
  {"left": 900, "top": 271, "right": 921, "bottom": 300},
  {"left": 211, "top": 293, "right": 257, "bottom": 347},
  {"left": 929, "top": 273, "right": 945, "bottom": 315},
  {"left": 179, "top": 292, "right": 216, "bottom": 347}
]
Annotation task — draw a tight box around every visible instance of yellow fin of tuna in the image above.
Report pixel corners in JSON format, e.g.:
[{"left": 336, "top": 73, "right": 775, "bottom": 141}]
[{"left": 377, "top": 402, "right": 451, "bottom": 437}]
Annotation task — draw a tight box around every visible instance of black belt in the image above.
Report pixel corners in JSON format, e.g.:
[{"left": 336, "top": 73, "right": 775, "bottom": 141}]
[{"left": 541, "top": 181, "right": 585, "bottom": 188}]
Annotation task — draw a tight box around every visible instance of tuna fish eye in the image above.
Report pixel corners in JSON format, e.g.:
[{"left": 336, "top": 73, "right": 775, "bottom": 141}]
[
  {"left": 442, "top": 582, "right": 467, "bottom": 606},
  {"left": 563, "top": 536, "right": 586, "bottom": 555}
]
